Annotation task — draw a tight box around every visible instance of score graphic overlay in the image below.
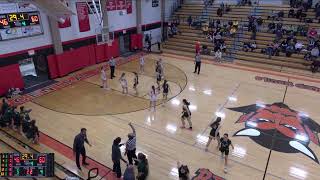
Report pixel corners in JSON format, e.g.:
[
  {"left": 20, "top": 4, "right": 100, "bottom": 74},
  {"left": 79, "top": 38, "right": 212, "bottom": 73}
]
[
  {"left": 0, "top": 3, "right": 43, "bottom": 41},
  {"left": 0, "top": 153, "right": 54, "bottom": 177}
]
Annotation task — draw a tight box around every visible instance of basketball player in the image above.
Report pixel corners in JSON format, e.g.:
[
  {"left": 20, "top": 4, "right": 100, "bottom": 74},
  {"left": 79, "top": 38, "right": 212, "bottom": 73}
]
[
  {"left": 156, "top": 70, "right": 162, "bottom": 91},
  {"left": 133, "top": 72, "right": 139, "bottom": 95},
  {"left": 205, "top": 117, "right": 222, "bottom": 151},
  {"left": 139, "top": 54, "right": 145, "bottom": 73},
  {"left": 149, "top": 86, "right": 158, "bottom": 112},
  {"left": 100, "top": 66, "right": 108, "bottom": 90},
  {"left": 73, "top": 128, "right": 92, "bottom": 170},
  {"left": 181, "top": 99, "right": 192, "bottom": 130},
  {"left": 119, "top": 73, "right": 128, "bottom": 94},
  {"left": 219, "top": 133, "right": 234, "bottom": 173},
  {"left": 162, "top": 80, "right": 171, "bottom": 100}
]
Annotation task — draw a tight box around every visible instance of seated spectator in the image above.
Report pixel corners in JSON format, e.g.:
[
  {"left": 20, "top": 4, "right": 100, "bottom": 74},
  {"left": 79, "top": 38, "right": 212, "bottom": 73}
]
[
  {"left": 304, "top": 52, "right": 312, "bottom": 61},
  {"left": 250, "top": 41, "right": 257, "bottom": 51},
  {"left": 288, "top": 8, "right": 295, "bottom": 18},
  {"left": 202, "top": 45, "right": 209, "bottom": 55},
  {"left": 187, "top": 15, "right": 192, "bottom": 27},
  {"left": 295, "top": 41, "right": 304, "bottom": 53},
  {"left": 278, "top": 11, "right": 284, "bottom": 19},
  {"left": 281, "top": 39, "right": 289, "bottom": 52},
  {"left": 12, "top": 106, "right": 21, "bottom": 132},
  {"left": 243, "top": 42, "right": 250, "bottom": 52},
  {"left": 297, "top": 25, "right": 308, "bottom": 36},
  {"left": 1, "top": 98, "right": 9, "bottom": 116},
  {"left": 275, "top": 28, "right": 283, "bottom": 41},
  {"left": 215, "top": 49, "right": 222, "bottom": 62},
  {"left": 26, "top": 120, "right": 39, "bottom": 144},
  {"left": 217, "top": 8, "right": 223, "bottom": 17},
  {"left": 136, "top": 153, "right": 149, "bottom": 180},
  {"left": 286, "top": 43, "right": 295, "bottom": 57},
  {"left": 308, "top": 28, "right": 318, "bottom": 39},
  {"left": 266, "top": 43, "right": 274, "bottom": 58},
  {"left": 267, "top": 22, "right": 276, "bottom": 33},
  {"left": 311, "top": 60, "right": 320, "bottom": 73},
  {"left": 177, "top": 161, "right": 190, "bottom": 180},
  {"left": 202, "top": 23, "right": 209, "bottom": 35},
  {"left": 273, "top": 41, "right": 280, "bottom": 56},
  {"left": 220, "top": 41, "right": 227, "bottom": 53},
  {"left": 256, "top": 17, "right": 263, "bottom": 31},
  {"left": 311, "top": 46, "right": 320, "bottom": 60}
]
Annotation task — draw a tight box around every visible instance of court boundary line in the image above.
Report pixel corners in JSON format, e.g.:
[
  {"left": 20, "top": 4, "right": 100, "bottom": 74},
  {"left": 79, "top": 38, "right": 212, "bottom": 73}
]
[{"left": 161, "top": 53, "right": 320, "bottom": 84}]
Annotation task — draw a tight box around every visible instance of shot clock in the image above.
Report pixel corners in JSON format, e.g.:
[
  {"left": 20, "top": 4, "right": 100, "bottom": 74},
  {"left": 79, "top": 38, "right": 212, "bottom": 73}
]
[{"left": 0, "top": 153, "right": 54, "bottom": 177}]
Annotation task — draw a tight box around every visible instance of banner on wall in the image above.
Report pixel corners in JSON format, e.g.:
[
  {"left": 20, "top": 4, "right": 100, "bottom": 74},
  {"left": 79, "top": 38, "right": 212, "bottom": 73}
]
[
  {"left": 126, "top": 0, "right": 132, "bottom": 14},
  {"left": 58, "top": 0, "right": 71, "bottom": 28},
  {"left": 106, "top": 0, "right": 116, "bottom": 11},
  {"left": 116, "top": 0, "right": 126, "bottom": 10},
  {"left": 76, "top": 2, "right": 90, "bottom": 32},
  {"left": 152, "top": 0, "right": 159, "bottom": 7}
]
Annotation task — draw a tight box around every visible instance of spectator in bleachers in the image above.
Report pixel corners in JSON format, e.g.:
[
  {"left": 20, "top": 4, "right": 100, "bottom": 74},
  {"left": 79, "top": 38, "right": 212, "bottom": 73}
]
[
  {"left": 195, "top": 41, "right": 201, "bottom": 54},
  {"left": 278, "top": 11, "right": 284, "bottom": 20},
  {"left": 266, "top": 43, "right": 274, "bottom": 59},
  {"left": 187, "top": 15, "right": 192, "bottom": 27},
  {"left": 308, "top": 28, "right": 318, "bottom": 39},
  {"left": 275, "top": 28, "right": 283, "bottom": 41},
  {"left": 1, "top": 98, "right": 9, "bottom": 116},
  {"left": 311, "top": 60, "right": 320, "bottom": 73},
  {"left": 295, "top": 41, "right": 304, "bottom": 53},
  {"left": 297, "top": 25, "right": 308, "bottom": 36},
  {"left": 256, "top": 17, "right": 263, "bottom": 32},
  {"left": 248, "top": 16, "right": 255, "bottom": 32},
  {"left": 217, "top": 7, "right": 223, "bottom": 17},
  {"left": 311, "top": 46, "right": 319, "bottom": 60},
  {"left": 251, "top": 25, "right": 257, "bottom": 40},
  {"left": 243, "top": 42, "right": 250, "bottom": 52},
  {"left": 215, "top": 49, "right": 222, "bottom": 62},
  {"left": 288, "top": 8, "right": 295, "bottom": 18},
  {"left": 281, "top": 39, "right": 289, "bottom": 52},
  {"left": 202, "top": 23, "right": 209, "bottom": 35},
  {"left": 286, "top": 43, "right": 295, "bottom": 57},
  {"left": 26, "top": 120, "right": 39, "bottom": 144},
  {"left": 315, "top": 2, "right": 320, "bottom": 21},
  {"left": 12, "top": 106, "right": 21, "bottom": 132},
  {"left": 250, "top": 41, "right": 257, "bottom": 51},
  {"left": 267, "top": 22, "right": 276, "bottom": 33}
]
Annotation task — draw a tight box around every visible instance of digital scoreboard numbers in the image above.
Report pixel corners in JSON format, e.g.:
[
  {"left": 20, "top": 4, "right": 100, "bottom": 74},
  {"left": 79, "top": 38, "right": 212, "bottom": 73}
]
[
  {"left": 0, "top": 153, "right": 54, "bottom": 178},
  {"left": 0, "top": 12, "right": 40, "bottom": 29}
]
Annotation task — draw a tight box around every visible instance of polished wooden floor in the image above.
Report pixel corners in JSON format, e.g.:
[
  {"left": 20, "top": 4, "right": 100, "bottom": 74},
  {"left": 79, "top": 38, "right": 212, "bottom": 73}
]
[{"left": 22, "top": 54, "right": 320, "bottom": 179}]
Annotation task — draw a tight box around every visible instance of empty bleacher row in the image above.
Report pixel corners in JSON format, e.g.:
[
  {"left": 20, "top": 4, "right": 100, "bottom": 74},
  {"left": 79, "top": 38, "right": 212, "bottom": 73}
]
[{"left": 163, "top": 1, "right": 320, "bottom": 77}]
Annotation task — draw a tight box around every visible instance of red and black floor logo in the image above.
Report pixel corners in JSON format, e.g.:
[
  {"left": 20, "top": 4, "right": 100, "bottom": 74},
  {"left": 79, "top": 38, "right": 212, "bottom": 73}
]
[
  {"left": 192, "top": 168, "right": 225, "bottom": 180},
  {"left": 228, "top": 102, "right": 320, "bottom": 164}
]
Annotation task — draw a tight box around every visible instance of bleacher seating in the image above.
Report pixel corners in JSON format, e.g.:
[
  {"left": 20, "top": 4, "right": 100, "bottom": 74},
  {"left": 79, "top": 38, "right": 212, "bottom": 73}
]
[{"left": 163, "top": 1, "right": 320, "bottom": 77}]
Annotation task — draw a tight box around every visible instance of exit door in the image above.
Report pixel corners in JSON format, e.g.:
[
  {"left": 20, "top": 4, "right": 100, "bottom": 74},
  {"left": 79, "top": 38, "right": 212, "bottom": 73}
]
[{"left": 119, "top": 34, "right": 130, "bottom": 54}]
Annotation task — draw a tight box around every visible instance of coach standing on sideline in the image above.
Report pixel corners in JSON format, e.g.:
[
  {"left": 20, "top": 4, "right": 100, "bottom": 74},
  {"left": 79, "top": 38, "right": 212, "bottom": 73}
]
[
  {"left": 109, "top": 57, "right": 116, "bottom": 79},
  {"left": 73, "top": 128, "right": 92, "bottom": 170},
  {"left": 194, "top": 52, "right": 201, "bottom": 75}
]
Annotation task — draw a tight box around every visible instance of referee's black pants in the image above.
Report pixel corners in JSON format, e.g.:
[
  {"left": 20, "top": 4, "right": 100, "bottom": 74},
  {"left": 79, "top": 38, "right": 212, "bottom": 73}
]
[
  {"left": 194, "top": 62, "right": 201, "bottom": 74},
  {"left": 127, "top": 148, "right": 137, "bottom": 165},
  {"left": 110, "top": 66, "right": 115, "bottom": 78},
  {"left": 75, "top": 147, "right": 86, "bottom": 168}
]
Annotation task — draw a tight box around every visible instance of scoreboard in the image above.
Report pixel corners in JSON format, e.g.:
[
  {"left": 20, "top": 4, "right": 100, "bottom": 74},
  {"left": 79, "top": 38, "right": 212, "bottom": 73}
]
[
  {"left": 0, "top": 2, "right": 43, "bottom": 41},
  {"left": 0, "top": 12, "right": 40, "bottom": 29},
  {"left": 0, "top": 153, "right": 55, "bottom": 178}
]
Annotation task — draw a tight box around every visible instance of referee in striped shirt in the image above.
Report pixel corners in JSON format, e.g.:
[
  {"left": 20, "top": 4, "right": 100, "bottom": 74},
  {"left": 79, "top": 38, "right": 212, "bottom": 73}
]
[{"left": 125, "top": 122, "right": 138, "bottom": 165}]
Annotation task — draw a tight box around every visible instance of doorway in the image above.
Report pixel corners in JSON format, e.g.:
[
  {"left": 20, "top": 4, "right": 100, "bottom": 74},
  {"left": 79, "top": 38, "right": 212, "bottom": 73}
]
[{"left": 119, "top": 33, "right": 131, "bottom": 55}]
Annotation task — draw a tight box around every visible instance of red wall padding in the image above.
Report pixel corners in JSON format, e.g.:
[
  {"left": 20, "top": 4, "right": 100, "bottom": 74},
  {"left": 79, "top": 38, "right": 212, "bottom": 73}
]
[
  {"left": 95, "top": 44, "right": 106, "bottom": 63},
  {"left": 130, "top": 34, "right": 143, "bottom": 50},
  {"left": 47, "top": 55, "right": 59, "bottom": 79},
  {"left": 46, "top": 42, "right": 120, "bottom": 78},
  {"left": 0, "top": 64, "right": 24, "bottom": 96}
]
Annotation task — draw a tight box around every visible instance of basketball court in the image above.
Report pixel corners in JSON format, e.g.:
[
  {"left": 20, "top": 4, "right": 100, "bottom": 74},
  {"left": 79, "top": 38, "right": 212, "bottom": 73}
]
[{"left": 8, "top": 53, "right": 320, "bottom": 180}]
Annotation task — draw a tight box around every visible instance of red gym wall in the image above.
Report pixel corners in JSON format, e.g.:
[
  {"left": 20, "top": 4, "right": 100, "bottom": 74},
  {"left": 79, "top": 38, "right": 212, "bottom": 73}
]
[{"left": 0, "top": 64, "right": 24, "bottom": 96}]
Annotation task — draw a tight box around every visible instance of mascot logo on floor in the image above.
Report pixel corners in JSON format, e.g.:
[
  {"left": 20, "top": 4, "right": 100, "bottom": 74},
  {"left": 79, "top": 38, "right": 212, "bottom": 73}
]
[
  {"left": 228, "top": 102, "right": 320, "bottom": 164},
  {"left": 192, "top": 168, "right": 225, "bottom": 180}
]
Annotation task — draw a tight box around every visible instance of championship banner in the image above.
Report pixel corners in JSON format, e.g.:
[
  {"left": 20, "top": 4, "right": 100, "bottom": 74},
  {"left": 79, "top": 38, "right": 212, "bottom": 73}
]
[
  {"left": 106, "top": 0, "right": 116, "bottom": 11},
  {"left": 116, "top": 0, "right": 126, "bottom": 10},
  {"left": 76, "top": 2, "right": 90, "bottom": 32},
  {"left": 126, "top": 0, "right": 132, "bottom": 14}
]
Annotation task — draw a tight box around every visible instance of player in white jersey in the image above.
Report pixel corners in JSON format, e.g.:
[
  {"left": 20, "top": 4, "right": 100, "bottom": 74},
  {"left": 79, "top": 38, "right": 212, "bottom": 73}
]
[
  {"left": 139, "top": 54, "right": 145, "bottom": 73},
  {"left": 100, "top": 66, "right": 109, "bottom": 90},
  {"left": 119, "top": 73, "right": 128, "bottom": 94},
  {"left": 149, "top": 85, "right": 158, "bottom": 112}
]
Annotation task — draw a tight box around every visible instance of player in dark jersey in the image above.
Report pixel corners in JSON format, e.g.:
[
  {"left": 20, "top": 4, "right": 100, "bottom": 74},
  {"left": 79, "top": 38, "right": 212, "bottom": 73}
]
[
  {"left": 205, "top": 117, "right": 222, "bottom": 151},
  {"left": 219, "top": 133, "right": 234, "bottom": 173},
  {"left": 181, "top": 99, "right": 192, "bottom": 130},
  {"left": 133, "top": 72, "right": 139, "bottom": 95},
  {"left": 162, "top": 80, "right": 171, "bottom": 100}
]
